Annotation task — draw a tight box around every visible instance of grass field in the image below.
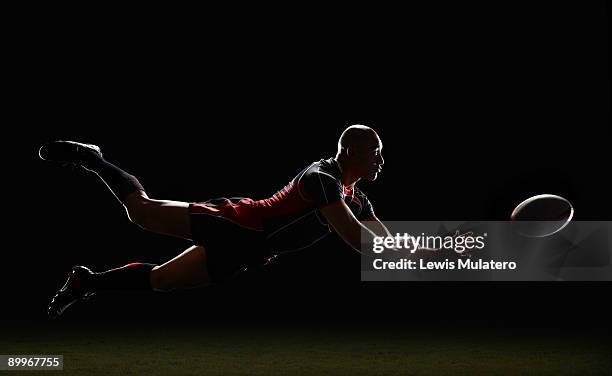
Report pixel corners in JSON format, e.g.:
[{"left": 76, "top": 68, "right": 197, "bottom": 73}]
[{"left": 1, "top": 324, "right": 609, "bottom": 375}]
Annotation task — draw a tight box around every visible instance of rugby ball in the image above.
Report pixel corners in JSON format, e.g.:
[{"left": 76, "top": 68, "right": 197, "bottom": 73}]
[{"left": 510, "top": 194, "right": 574, "bottom": 237}]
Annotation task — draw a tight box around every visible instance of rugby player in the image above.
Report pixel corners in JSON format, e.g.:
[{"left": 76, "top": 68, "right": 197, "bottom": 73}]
[{"left": 39, "top": 125, "right": 389, "bottom": 318}]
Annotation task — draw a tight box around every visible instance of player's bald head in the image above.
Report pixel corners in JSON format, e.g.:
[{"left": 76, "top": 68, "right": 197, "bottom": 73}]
[
  {"left": 336, "top": 124, "right": 384, "bottom": 181},
  {"left": 337, "top": 124, "right": 381, "bottom": 154}
]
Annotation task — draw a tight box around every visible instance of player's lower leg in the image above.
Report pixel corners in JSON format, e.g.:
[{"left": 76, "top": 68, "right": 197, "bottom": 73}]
[
  {"left": 48, "top": 246, "right": 209, "bottom": 318},
  {"left": 47, "top": 262, "right": 158, "bottom": 319},
  {"left": 39, "top": 141, "right": 191, "bottom": 239},
  {"left": 39, "top": 140, "right": 145, "bottom": 203}
]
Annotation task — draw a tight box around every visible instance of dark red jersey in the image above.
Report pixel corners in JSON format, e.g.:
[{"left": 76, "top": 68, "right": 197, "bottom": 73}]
[{"left": 189, "top": 157, "right": 375, "bottom": 253}]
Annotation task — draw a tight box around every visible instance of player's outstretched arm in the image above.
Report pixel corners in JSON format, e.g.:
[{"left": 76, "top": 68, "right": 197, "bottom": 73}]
[
  {"left": 362, "top": 216, "right": 393, "bottom": 238},
  {"left": 320, "top": 200, "right": 379, "bottom": 254}
]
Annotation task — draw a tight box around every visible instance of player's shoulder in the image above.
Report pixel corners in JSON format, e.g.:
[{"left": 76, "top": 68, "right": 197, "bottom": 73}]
[
  {"left": 296, "top": 157, "right": 343, "bottom": 202},
  {"left": 302, "top": 157, "right": 341, "bottom": 180}
]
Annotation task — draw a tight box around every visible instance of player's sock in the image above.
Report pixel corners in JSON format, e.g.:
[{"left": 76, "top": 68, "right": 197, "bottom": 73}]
[
  {"left": 86, "top": 156, "right": 146, "bottom": 203},
  {"left": 85, "top": 262, "right": 157, "bottom": 291}
]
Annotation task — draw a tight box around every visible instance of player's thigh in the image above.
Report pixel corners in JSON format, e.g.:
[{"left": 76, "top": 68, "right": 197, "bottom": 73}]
[
  {"left": 125, "top": 192, "right": 192, "bottom": 240},
  {"left": 150, "top": 245, "right": 210, "bottom": 291}
]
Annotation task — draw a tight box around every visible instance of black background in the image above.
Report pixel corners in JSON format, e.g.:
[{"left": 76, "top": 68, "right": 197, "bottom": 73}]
[{"left": 5, "top": 2, "right": 610, "bottom": 333}]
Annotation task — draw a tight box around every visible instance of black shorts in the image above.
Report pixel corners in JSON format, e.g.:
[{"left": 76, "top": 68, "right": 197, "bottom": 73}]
[{"left": 189, "top": 201, "right": 270, "bottom": 283}]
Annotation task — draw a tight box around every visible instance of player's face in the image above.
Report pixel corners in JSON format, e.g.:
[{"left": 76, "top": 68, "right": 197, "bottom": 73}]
[{"left": 357, "top": 139, "right": 384, "bottom": 181}]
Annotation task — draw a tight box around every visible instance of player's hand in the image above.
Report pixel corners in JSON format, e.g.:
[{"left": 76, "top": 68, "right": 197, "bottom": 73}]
[{"left": 450, "top": 229, "right": 475, "bottom": 257}]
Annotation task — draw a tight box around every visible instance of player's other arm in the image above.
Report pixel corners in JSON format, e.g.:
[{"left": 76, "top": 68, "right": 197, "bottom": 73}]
[
  {"left": 362, "top": 216, "right": 392, "bottom": 238},
  {"left": 320, "top": 200, "right": 379, "bottom": 252}
]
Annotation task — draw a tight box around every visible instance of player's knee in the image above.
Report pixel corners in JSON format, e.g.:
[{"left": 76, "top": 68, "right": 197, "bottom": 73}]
[
  {"left": 149, "top": 266, "right": 175, "bottom": 292},
  {"left": 125, "top": 196, "right": 155, "bottom": 229}
]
